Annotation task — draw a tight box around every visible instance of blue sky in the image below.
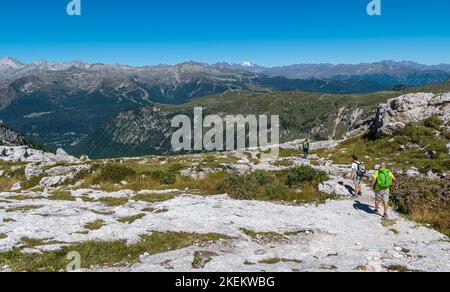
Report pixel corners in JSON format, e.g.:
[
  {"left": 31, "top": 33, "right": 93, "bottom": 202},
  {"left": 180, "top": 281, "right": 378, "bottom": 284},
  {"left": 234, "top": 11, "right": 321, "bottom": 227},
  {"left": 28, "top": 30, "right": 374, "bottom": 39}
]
[{"left": 0, "top": 0, "right": 449, "bottom": 66}]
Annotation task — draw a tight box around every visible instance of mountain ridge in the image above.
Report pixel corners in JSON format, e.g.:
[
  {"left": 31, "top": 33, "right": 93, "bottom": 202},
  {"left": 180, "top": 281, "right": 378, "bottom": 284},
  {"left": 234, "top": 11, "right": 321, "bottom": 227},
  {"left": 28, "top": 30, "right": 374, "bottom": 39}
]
[
  {"left": 3, "top": 56, "right": 450, "bottom": 84},
  {"left": 0, "top": 57, "right": 391, "bottom": 149},
  {"left": 212, "top": 60, "right": 450, "bottom": 86}
]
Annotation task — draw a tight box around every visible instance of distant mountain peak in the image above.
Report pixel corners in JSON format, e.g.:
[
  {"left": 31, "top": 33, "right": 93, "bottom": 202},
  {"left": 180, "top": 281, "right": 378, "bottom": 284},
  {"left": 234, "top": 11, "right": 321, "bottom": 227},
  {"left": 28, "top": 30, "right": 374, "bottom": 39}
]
[
  {"left": 0, "top": 56, "right": 24, "bottom": 68},
  {"left": 241, "top": 61, "right": 256, "bottom": 67}
]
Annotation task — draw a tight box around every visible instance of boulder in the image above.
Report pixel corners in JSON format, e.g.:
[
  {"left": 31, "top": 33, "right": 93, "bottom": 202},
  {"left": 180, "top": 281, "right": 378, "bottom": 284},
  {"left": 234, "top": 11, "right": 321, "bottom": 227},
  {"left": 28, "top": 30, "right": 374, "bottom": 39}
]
[
  {"left": 39, "top": 176, "right": 69, "bottom": 188},
  {"left": 405, "top": 167, "right": 420, "bottom": 177},
  {"left": 180, "top": 166, "right": 218, "bottom": 180},
  {"left": 319, "top": 178, "right": 374, "bottom": 197},
  {"left": 80, "top": 155, "right": 90, "bottom": 162},
  {"left": 38, "top": 165, "right": 92, "bottom": 188},
  {"left": 55, "top": 148, "right": 79, "bottom": 163},
  {"left": 370, "top": 92, "right": 450, "bottom": 137},
  {"left": 44, "top": 164, "right": 91, "bottom": 177},
  {"left": 10, "top": 182, "right": 22, "bottom": 191},
  {"left": 223, "top": 164, "right": 251, "bottom": 174},
  {"left": 24, "top": 165, "right": 44, "bottom": 180},
  {"left": 0, "top": 146, "right": 80, "bottom": 164},
  {"left": 319, "top": 179, "right": 355, "bottom": 197}
]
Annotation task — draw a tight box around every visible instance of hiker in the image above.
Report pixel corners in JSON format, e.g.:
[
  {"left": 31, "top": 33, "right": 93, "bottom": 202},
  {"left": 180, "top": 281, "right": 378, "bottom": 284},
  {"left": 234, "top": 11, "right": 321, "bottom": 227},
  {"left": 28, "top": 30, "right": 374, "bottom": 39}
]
[
  {"left": 371, "top": 162, "right": 398, "bottom": 219},
  {"left": 350, "top": 155, "right": 365, "bottom": 196},
  {"left": 303, "top": 140, "right": 310, "bottom": 159}
]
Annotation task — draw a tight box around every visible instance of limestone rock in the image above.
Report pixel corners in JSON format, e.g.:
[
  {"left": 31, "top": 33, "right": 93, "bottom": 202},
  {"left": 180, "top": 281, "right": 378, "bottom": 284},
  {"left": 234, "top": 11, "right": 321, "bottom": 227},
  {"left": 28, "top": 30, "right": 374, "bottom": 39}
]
[
  {"left": 370, "top": 92, "right": 450, "bottom": 137},
  {"left": 0, "top": 146, "right": 80, "bottom": 164},
  {"left": 38, "top": 164, "right": 92, "bottom": 188},
  {"left": 24, "top": 165, "right": 44, "bottom": 180},
  {"left": 10, "top": 182, "right": 22, "bottom": 191}
]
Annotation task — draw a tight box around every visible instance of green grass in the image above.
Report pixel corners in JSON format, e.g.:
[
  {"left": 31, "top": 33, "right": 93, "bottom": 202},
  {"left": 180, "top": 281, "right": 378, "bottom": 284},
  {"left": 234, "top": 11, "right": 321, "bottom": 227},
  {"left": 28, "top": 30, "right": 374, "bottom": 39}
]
[
  {"left": 320, "top": 265, "right": 338, "bottom": 270},
  {"left": 5, "top": 205, "right": 41, "bottom": 213},
  {"left": 141, "top": 207, "right": 169, "bottom": 214},
  {"left": 259, "top": 258, "right": 303, "bottom": 265},
  {"left": 117, "top": 214, "right": 146, "bottom": 224},
  {"left": 381, "top": 219, "right": 397, "bottom": 228},
  {"left": 93, "top": 164, "right": 137, "bottom": 184},
  {"left": 240, "top": 228, "right": 302, "bottom": 242},
  {"left": 48, "top": 191, "right": 76, "bottom": 202},
  {"left": 90, "top": 209, "right": 115, "bottom": 216},
  {"left": 192, "top": 251, "right": 216, "bottom": 269},
  {"left": 97, "top": 197, "right": 129, "bottom": 207},
  {"left": 84, "top": 220, "right": 106, "bottom": 231},
  {"left": 21, "top": 175, "right": 45, "bottom": 190},
  {"left": 279, "top": 148, "right": 304, "bottom": 158},
  {"left": 6, "top": 195, "right": 46, "bottom": 201},
  {"left": 20, "top": 237, "right": 64, "bottom": 248},
  {"left": 0, "top": 233, "right": 7, "bottom": 240},
  {"left": 385, "top": 265, "right": 422, "bottom": 273},
  {"left": 0, "top": 232, "right": 229, "bottom": 272},
  {"left": 132, "top": 193, "right": 174, "bottom": 203}
]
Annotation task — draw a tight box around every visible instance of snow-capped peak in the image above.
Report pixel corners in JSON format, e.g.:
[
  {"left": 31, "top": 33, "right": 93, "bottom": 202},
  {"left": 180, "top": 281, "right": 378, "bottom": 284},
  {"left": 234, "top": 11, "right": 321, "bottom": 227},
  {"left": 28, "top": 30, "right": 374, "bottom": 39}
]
[
  {"left": 241, "top": 61, "right": 256, "bottom": 67},
  {"left": 0, "top": 57, "right": 24, "bottom": 69}
]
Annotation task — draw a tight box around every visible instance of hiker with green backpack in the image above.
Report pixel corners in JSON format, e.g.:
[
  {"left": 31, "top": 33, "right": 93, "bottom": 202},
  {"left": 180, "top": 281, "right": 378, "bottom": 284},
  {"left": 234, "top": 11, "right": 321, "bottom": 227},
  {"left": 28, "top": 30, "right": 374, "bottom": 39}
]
[
  {"left": 371, "top": 162, "right": 398, "bottom": 219},
  {"left": 303, "top": 140, "right": 310, "bottom": 159}
]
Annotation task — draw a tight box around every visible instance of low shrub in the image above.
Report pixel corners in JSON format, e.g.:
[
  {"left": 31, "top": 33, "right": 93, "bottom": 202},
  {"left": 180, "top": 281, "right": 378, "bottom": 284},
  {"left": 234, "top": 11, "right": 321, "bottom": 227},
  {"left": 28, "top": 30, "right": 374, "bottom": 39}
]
[
  {"left": 94, "top": 165, "right": 137, "bottom": 184},
  {"left": 286, "top": 166, "right": 329, "bottom": 188},
  {"left": 218, "top": 166, "right": 329, "bottom": 203},
  {"left": 401, "top": 124, "right": 434, "bottom": 144},
  {"left": 217, "top": 172, "right": 263, "bottom": 200},
  {"left": 143, "top": 170, "right": 177, "bottom": 185},
  {"left": 391, "top": 176, "right": 449, "bottom": 237},
  {"left": 424, "top": 115, "right": 443, "bottom": 130}
]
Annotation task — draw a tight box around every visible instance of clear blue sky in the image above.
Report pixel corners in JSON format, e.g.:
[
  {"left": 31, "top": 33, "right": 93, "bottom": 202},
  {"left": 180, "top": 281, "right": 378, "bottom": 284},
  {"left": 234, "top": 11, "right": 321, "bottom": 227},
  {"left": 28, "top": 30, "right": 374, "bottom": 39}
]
[{"left": 0, "top": 0, "right": 449, "bottom": 66}]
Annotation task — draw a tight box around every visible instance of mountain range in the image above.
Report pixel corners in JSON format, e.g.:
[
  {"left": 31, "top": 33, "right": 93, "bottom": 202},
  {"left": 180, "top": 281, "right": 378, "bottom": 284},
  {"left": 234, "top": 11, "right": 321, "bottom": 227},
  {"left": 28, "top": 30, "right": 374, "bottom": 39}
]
[{"left": 213, "top": 60, "right": 450, "bottom": 86}]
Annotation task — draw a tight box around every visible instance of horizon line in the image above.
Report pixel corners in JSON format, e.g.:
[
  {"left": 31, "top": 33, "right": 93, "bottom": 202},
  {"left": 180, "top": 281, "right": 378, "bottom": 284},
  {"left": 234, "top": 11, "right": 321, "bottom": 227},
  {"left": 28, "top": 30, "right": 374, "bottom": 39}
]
[{"left": 2, "top": 56, "right": 450, "bottom": 69}]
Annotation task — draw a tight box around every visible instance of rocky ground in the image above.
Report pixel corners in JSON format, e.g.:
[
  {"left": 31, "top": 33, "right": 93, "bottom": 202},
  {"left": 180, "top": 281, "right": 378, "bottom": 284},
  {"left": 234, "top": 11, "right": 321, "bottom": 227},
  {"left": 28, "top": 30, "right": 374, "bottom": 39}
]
[{"left": 0, "top": 144, "right": 448, "bottom": 272}]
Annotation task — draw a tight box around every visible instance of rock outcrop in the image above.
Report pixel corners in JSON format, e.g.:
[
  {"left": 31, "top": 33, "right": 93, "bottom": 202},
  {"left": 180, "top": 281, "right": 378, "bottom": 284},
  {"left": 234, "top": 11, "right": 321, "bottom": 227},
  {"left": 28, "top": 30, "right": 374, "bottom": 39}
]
[
  {"left": 370, "top": 92, "right": 450, "bottom": 137},
  {"left": 0, "top": 123, "right": 28, "bottom": 146},
  {"left": 0, "top": 146, "right": 80, "bottom": 164}
]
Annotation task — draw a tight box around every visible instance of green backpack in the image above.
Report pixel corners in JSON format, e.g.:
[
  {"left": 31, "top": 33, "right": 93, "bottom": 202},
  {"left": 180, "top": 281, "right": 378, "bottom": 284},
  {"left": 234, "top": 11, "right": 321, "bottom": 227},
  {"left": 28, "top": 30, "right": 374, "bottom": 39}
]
[
  {"left": 303, "top": 142, "right": 310, "bottom": 152},
  {"left": 376, "top": 168, "right": 393, "bottom": 190}
]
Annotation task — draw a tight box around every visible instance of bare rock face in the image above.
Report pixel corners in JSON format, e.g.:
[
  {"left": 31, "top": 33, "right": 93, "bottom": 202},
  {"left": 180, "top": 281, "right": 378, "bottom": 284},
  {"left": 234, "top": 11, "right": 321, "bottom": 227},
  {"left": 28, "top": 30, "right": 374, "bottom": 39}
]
[
  {"left": 55, "top": 148, "right": 79, "bottom": 164},
  {"left": 0, "top": 146, "right": 80, "bottom": 164},
  {"left": 39, "top": 164, "right": 92, "bottom": 188},
  {"left": 370, "top": 92, "right": 450, "bottom": 137},
  {"left": 0, "top": 124, "right": 28, "bottom": 146},
  {"left": 24, "top": 165, "right": 44, "bottom": 180}
]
